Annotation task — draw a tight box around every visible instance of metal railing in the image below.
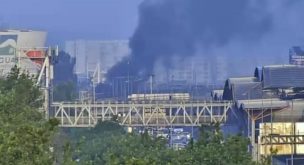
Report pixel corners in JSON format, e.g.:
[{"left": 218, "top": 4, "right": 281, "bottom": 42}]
[{"left": 50, "top": 101, "right": 233, "bottom": 127}]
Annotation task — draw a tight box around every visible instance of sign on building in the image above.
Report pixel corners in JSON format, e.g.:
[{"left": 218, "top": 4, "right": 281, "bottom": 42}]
[{"left": 0, "top": 35, "right": 17, "bottom": 77}]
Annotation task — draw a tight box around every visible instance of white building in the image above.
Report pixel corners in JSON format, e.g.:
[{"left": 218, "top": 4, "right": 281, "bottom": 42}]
[
  {"left": 154, "top": 55, "right": 228, "bottom": 86},
  {"left": 0, "top": 30, "right": 47, "bottom": 77},
  {"left": 65, "top": 40, "right": 130, "bottom": 83}
]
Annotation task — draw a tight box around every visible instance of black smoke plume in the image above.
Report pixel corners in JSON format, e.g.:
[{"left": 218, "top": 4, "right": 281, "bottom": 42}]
[{"left": 107, "top": 0, "right": 272, "bottom": 80}]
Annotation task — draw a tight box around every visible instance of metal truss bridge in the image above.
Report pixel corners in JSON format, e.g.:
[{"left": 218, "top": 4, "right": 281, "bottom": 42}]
[{"left": 50, "top": 101, "right": 233, "bottom": 127}]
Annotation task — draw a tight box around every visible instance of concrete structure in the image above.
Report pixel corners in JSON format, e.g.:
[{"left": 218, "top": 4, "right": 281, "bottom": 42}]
[
  {"left": 65, "top": 40, "right": 130, "bottom": 83},
  {"left": 0, "top": 29, "right": 46, "bottom": 47},
  {"left": 0, "top": 30, "right": 47, "bottom": 77}
]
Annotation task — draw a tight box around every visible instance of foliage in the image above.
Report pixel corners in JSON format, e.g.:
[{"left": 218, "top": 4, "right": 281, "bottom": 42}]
[
  {"left": 186, "top": 123, "right": 254, "bottom": 165},
  {"left": 53, "top": 81, "right": 77, "bottom": 101},
  {"left": 0, "top": 66, "right": 42, "bottom": 108},
  {"left": 0, "top": 66, "right": 59, "bottom": 165},
  {"left": 67, "top": 121, "right": 266, "bottom": 165},
  {"left": 65, "top": 121, "right": 126, "bottom": 164}
]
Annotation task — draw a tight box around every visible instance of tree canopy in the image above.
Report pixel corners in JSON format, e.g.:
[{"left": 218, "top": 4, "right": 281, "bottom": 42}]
[
  {"left": 0, "top": 66, "right": 59, "bottom": 165},
  {"left": 66, "top": 121, "right": 269, "bottom": 165}
]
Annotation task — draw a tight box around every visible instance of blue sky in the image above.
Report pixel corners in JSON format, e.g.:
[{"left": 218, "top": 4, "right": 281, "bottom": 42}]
[{"left": 0, "top": 0, "right": 142, "bottom": 44}]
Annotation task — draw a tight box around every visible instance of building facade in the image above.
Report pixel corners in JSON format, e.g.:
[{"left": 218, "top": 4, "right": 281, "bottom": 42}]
[
  {"left": 289, "top": 46, "right": 304, "bottom": 65},
  {"left": 0, "top": 30, "right": 47, "bottom": 77},
  {"left": 154, "top": 55, "right": 228, "bottom": 86},
  {"left": 65, "top": 40, "right": 130, "bottom": 83}
]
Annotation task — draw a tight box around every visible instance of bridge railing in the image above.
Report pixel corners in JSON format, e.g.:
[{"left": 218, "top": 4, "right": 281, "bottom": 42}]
[{"left": 50, "top": 101, "right": 233, "bottom": 127}]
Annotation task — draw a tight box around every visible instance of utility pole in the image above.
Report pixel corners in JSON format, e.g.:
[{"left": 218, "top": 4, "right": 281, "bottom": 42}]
[
  {"left": 127, "top": 60, "right": 130, "bottom": 96},
  {"left": 150, "top": 74, "right": 154, "bottom": 95}
]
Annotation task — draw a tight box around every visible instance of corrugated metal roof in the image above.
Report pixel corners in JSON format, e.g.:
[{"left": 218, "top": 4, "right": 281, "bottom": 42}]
[
  {"left": 262, "top": 65, "right": 304, "bottom": 89},
  {"left": 236, "top": 99, "right": 289, "bottom": 110},
  {"left": 223, "top": 77, "right": 261, "bottom": 100},
  {"left": 232, "top": 82, "right": 262, "bottom": 100},
  {"left": 273, "top": 100, "right": 304, "bottom": 122}
]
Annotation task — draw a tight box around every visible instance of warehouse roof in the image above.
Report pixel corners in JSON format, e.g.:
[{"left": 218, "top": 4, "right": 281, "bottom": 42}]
[
  {"left": 223, "top": 77, "right": 262, "bottom": 100},
  {"left": 236, "top": 99, "right": 289, "bottom": 110},
  {"left": 262, "top": 65, "right": 304, "bottom": 89}
]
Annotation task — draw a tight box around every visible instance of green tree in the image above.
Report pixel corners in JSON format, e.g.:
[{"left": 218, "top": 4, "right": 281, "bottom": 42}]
[
  {"left": 187, "top": 123, "right": 256, "bottom": 165},
  {"left": 65, "top": 120, "right": 126, "bottom": 164},
  {"left": 67, "top": 117, "right": 266, "bottom": 165},
  {"left": 0, "top": 66, "right": 59, "bottom": 165}
]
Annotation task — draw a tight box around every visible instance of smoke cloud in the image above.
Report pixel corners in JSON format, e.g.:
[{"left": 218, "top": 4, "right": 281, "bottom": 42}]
[{"left": 107, "top": 0, "right": 304, "bottom": 82}]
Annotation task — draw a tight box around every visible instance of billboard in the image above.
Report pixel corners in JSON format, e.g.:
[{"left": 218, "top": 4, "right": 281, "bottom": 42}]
[
  {"left": 0, "top": 35, "right": 17, "bottom": 77},
  {"left": 0, "top": 31, "right": 48, "bottom": 77}
]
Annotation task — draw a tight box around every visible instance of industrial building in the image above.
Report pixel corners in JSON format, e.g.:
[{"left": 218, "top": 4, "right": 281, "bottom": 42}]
[
  {"left": 65, "top": 40, "right": 130, "bottom": 83},
  {"left": 0, "top": 29, "right": 47, "bottom": 76},
  {"left": 223, "top": 65, "right": 304, "bottom": 100},
  {"left": 220, "top": 64, "right": 304, "bottom": 164},
  {"left": 154, "top": 55, "right": 228, "bottom": 86}
]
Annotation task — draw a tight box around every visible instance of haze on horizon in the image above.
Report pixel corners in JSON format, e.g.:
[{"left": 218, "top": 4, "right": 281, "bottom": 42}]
[{"left": 0, "top": 0, "right": 142, "bottom": 45}]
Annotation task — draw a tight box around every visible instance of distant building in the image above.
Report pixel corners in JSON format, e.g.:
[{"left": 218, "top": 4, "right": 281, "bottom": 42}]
[
  {"left": 289, "top": 46, "right": 304, "bottom": 65},
  {"left": 214, "top": 55, "right": 228, "bottom": 83},
  {"left": 65, "top": 40, "right": 130, "bottom": 83},
  {"left": 223, "top": 64, "right": 304, "bottom": 101},
  {"left": 154, "top": 55, "right": 228, "bottom": 86},
  {"left": 223, "top": 77, "right": 262, "bottom": 100},
  {"left": 0, "top": 29, "right": 47, "bottom": 77}
]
